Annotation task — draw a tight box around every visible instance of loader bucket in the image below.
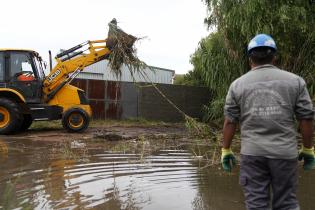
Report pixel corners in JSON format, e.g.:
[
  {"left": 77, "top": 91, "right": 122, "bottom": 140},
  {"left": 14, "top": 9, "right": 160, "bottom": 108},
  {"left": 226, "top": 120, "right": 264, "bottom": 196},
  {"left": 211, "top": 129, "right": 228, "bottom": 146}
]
[
  {"left": 106, "top": 18, "right": 145, "bottom": 76},
  {"left": 107, "top": 20, "right": 137, "bottom": 50}
]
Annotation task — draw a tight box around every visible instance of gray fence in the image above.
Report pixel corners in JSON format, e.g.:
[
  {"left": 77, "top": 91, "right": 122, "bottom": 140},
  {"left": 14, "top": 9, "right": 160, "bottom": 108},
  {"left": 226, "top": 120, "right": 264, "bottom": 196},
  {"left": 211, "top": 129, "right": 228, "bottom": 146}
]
[{"left": 71, "top": 79, "right": 212, "bottom": 122}]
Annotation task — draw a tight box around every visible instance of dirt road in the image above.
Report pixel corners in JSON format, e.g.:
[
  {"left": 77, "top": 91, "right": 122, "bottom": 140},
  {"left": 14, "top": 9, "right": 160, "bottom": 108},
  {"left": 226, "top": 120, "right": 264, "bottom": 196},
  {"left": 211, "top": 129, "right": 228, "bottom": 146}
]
[{"left": 3, "top": 121, "right": 188, "bottom": 143}]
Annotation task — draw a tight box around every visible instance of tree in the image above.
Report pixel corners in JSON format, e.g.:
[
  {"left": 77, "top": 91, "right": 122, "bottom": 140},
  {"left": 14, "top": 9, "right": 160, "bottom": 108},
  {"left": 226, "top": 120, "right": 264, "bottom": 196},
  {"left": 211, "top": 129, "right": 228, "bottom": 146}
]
[
  {"left": 173, "top": 71, "right": 206, "bottom": 86},
  {"left": 192, "top": 0, "right": 315, "bottom": 121}
]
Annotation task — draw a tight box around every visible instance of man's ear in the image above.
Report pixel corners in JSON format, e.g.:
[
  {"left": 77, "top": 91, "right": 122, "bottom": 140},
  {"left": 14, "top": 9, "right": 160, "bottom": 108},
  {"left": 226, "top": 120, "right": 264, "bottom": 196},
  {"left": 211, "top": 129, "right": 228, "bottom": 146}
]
[
  {"left": 248, "top": 57, "right": 254, "bottom": 69},
  {"left": 271, "top": 56, "right": 277, "bottom": 65}
]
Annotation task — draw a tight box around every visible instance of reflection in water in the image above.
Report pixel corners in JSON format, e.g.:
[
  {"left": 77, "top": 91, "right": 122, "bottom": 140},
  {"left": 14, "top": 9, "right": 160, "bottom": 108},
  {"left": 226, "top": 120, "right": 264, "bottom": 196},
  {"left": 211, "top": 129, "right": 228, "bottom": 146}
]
[
  {"left": 0, "top": 139, "right": 8, "bottom": 163},
  {"left": 0, "top": 138, "right": 314, "bottom": 210},
  {"left": 192, "top": 168, "right": 244, "bottom": 210}
]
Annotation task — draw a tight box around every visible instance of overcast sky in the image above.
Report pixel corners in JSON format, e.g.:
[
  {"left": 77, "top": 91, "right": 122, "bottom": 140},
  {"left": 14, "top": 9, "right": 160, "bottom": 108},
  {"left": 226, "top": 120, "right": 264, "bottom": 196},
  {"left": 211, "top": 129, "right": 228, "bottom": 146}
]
[{"left": 0, "top": 0, "right": 209, "bottom": 74}]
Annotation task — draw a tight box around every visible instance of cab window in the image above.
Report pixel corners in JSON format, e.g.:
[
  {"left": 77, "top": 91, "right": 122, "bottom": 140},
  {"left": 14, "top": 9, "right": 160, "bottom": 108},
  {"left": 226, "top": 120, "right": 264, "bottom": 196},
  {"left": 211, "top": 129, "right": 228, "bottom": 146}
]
[
  {"left": 0, "top": 52, "right": 4, "bottom": 81},
  {"left": 10, "top": 52, "right": 36, "bottom": 79},
  {"left": 33, "top": 56, "right": 45, "bottom": 79}
]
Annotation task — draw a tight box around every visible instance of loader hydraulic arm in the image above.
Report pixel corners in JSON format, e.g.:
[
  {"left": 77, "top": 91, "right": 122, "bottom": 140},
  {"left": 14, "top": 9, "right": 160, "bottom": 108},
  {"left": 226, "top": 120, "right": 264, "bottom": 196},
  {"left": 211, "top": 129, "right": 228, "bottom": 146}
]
[{"left": 42, "top": 40, "right": 111, "bottom": 102}]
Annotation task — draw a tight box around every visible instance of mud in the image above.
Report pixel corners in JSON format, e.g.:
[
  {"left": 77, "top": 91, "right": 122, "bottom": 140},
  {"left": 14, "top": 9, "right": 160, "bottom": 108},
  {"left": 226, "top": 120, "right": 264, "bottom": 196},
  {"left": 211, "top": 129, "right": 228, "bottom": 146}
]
[{"left": 7, "top": 123, "right": 188, "bottom": 143}]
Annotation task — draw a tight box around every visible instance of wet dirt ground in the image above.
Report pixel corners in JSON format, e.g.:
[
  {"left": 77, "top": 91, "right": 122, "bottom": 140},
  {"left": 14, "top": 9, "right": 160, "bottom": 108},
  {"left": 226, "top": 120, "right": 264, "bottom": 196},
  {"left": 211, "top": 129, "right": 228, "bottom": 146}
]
[
  {"left": 13, "top": 122, "right": 187, "bottom": 143},
  {"left": 0, "top": 122, "right": 314, "bottom": 210}
]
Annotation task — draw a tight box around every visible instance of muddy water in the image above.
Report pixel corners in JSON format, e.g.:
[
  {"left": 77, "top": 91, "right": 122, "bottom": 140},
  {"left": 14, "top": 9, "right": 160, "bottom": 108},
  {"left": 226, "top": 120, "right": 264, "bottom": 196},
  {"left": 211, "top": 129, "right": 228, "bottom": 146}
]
[{"left": 0, "top": 138, "right": 314, "bottom": 210}]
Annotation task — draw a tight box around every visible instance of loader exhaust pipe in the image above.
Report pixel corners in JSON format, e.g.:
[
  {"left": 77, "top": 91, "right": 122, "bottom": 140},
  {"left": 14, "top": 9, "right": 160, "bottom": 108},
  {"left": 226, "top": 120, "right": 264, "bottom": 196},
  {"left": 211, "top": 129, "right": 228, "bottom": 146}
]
[{"left": 49, "top": 50, "right": 53, "bottom": 72}]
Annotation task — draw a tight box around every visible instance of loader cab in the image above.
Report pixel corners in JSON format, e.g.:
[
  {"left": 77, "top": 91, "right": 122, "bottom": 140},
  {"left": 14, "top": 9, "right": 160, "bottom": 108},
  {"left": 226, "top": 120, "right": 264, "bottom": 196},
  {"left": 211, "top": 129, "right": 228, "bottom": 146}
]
[{"left": 0, "top": 49, "right": 45, "bottom": 103}]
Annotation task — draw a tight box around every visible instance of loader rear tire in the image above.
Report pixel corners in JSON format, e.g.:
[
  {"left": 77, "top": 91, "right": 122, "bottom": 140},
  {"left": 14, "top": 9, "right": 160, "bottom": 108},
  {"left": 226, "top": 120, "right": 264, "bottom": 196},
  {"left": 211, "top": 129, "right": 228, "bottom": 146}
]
[
  {"left": 62, "top": 108, "right": 90, "bottom": 133},
  {"left": 19, "top": 114, "right": 33, "bottom": 131},
  {"left": 0, "top": 98, "right": 23, "bottom": 134}
]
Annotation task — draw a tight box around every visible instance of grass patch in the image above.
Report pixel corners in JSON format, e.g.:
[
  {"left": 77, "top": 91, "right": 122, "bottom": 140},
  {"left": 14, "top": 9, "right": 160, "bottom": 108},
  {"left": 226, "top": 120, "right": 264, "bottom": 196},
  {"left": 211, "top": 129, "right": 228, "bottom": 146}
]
[
  {"left": 90, "top": 118, "right": 177, "bottom": 127},
  {"left": 30, "top": 120, "right": 62, "bottom": 130},
  {"left": 30, "top": 119, "right": 180, "bottom": 131}
]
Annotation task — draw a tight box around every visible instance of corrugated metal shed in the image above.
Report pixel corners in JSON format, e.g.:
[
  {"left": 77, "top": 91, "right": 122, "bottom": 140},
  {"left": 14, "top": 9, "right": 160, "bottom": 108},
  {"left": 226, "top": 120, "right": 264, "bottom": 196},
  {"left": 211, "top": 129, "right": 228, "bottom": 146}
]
[{"left": 77, "top": 60, "right": 175, "bottom": 84}]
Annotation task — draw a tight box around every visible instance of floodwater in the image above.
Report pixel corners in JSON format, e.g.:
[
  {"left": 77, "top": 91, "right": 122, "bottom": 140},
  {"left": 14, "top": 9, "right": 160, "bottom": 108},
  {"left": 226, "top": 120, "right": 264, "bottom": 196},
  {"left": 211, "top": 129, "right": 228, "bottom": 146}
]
[{"left": 0, "top": 138, "right": 314, "bottom": 210}]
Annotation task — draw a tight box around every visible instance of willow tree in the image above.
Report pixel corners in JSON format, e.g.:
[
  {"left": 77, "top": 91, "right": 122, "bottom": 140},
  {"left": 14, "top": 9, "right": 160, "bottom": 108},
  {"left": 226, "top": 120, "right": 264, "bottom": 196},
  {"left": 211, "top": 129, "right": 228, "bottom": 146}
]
[{"left": 192, "top": 0, "right": 315, "bottom": 121}]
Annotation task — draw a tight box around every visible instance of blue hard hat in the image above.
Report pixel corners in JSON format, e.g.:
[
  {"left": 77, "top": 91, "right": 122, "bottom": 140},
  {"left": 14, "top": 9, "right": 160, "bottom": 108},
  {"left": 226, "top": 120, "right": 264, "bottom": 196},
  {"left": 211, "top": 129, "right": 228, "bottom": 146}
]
[{"left": 247, "top": 34, "right": 277, "bottom": 53}]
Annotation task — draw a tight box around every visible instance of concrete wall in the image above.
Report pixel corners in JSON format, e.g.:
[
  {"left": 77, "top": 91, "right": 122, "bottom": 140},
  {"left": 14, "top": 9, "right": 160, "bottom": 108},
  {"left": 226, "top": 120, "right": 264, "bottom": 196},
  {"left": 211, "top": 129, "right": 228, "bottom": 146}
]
[
  {"left": 71, "top": 79, "right": 212, "bottom": 122},
  {"left": 138, "top": 84, "right": 211, "bottom": 121}
]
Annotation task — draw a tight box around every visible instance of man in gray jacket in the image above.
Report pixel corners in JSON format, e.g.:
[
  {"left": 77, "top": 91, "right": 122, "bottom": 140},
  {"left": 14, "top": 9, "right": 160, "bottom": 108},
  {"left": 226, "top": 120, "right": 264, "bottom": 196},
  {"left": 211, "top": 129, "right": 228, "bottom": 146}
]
[{"left": 221, "top": 34, "right": 314, "bottom": 210}]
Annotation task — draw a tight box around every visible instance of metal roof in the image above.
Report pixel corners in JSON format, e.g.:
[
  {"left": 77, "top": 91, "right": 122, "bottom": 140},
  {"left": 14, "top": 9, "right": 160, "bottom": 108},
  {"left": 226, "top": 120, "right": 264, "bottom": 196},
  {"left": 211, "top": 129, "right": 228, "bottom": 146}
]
[{"left": 77, "top": 60, "right": 175, "bottom": 84}]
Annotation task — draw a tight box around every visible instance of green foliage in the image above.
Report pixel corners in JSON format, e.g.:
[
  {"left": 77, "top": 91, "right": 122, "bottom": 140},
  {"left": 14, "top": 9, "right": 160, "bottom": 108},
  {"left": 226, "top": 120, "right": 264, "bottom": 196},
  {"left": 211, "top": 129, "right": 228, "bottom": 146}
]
[
  {"left": 173, "top": 74, "right": 185, "bottom": 85},
  {"left": 192, "top": 0, "right": 315, "bottom": 120},
  {"left": 191, "top": 32, "right": 247, "bottom": 121},
  {"left": 174, "top": 71, "right": 206, "bottom": 86}
]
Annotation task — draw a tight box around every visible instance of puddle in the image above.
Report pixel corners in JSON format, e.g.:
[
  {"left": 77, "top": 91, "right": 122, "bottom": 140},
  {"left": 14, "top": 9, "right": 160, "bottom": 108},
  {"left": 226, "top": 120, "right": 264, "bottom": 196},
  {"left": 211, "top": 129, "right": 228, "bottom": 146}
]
[{"left": 0, "top": 138, "right": 314, "bottom": 210}]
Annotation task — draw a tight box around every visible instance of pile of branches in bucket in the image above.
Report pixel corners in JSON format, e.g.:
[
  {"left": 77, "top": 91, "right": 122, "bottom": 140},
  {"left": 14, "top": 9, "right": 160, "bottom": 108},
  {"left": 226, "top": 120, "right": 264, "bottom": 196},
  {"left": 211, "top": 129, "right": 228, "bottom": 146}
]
[{"left": 106, "top": 18, "right": 147, "bottom": 78}]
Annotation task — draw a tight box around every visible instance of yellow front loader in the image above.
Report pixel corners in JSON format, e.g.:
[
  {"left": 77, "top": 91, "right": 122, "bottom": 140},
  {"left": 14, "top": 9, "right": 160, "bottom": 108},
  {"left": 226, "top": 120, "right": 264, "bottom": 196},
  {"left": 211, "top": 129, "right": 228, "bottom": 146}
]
[{"left": 0, "top": 21, "right": 135, "bottom": 134}]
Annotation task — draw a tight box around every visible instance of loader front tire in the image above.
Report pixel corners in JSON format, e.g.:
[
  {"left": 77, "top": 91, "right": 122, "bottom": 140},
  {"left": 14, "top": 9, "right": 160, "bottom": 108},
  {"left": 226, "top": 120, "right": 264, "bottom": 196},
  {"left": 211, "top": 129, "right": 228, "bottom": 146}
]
[
  {"left": 0, "top": 98, "right": 23, "bottom": 134},
  {"left": 62, "top": 108, "right": 90, "bottom": 133}
]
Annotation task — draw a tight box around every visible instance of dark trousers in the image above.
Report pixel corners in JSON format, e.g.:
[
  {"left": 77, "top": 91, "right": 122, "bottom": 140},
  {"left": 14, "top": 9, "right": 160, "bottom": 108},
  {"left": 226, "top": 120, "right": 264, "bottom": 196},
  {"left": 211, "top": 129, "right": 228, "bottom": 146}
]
[{"left": 240, "top": 155, "right": 300, "bottom": 210}]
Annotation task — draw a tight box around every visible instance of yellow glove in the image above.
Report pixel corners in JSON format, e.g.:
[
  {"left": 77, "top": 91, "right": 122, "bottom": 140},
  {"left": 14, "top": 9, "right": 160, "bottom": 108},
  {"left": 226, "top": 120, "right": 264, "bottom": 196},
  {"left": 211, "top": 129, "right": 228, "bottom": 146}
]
[
  {"left": 221, "top": 148, "right": 236, "bottom": 172},
  {"left": 298, "top": 146, "right": 315, "bottom": 171}
]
